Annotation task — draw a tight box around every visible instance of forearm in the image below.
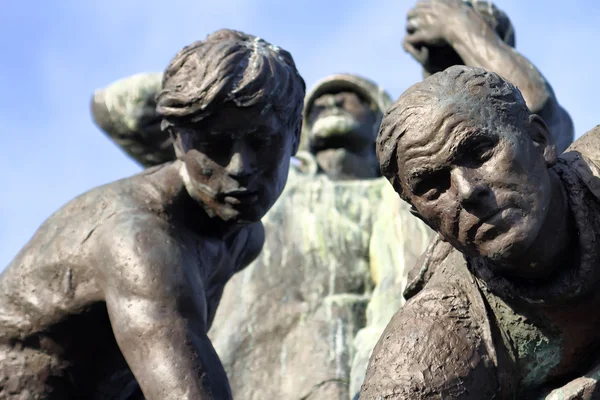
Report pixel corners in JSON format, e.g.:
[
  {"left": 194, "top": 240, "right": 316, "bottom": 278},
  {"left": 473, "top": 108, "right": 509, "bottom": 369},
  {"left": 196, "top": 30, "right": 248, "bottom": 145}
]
[
  {"left": 449, "top": 25, "right": 573, "bottom": 151},
  {"left": 450, "top": 26, "right": 551, "bottom": 115}
]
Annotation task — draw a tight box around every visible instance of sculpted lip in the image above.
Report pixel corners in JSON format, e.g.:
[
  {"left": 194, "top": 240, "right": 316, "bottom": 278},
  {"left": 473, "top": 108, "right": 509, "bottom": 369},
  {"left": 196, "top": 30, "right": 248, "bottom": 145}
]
[
  {"left": 480, "top": 208, "right": 506, "bottom": 224},
  {"left": 465, "top": 207, "right": 512, "bottom": 242},
  {"left": 222, "top": 190, "right": 259, "bottom": 204}
]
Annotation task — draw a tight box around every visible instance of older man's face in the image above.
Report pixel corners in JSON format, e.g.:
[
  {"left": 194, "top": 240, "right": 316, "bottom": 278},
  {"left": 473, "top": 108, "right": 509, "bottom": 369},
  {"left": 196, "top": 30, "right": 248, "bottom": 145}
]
[
  {"left": 307, "top": 91, "right": 376, "bottom": 153},
  {"left": 397, "top": 109, "right": 553, "bottom": 262}
]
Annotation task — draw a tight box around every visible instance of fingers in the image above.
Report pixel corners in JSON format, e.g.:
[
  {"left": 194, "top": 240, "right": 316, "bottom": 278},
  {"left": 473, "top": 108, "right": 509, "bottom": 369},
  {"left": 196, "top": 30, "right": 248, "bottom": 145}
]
[
  {"left": 402, "top": 38, "right": 429, "bottom": 65},
  {"left": 406, "top": 17, "right": 419, "bottom": 34},
  {"left": 406, "top": 11, "right": 431, "bottom": 35},
  {"left": 404, "top": 30, "right": 433, "bottom": 46},
  {"left": 408, "top": 1, "right": 432, "bottom": 17}
]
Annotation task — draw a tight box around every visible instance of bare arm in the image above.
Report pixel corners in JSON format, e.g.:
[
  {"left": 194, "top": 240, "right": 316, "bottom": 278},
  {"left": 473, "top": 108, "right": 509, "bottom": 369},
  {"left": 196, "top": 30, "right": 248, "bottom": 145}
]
[
  {"left": 360, "top": 284, "right": 501, "bottom": 399},
  {"left": 99, "top": 217, "right": 231, "bottom": 400},
  {"left": 447, "top": 9, "right": 574, "bottom": 152},
  {"left": 90, "top": 72, "right": 175, "bottom": 167},
  {"left": 404, "top": 0, "right": 574, "bottom": 153}
]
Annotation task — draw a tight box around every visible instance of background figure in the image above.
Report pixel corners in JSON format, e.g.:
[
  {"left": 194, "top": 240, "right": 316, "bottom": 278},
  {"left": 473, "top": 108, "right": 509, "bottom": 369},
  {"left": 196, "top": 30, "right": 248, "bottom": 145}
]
[
  {"left": 209, "top": 75, "right": 432, "bottom": 400},
  {"left": 295, "top": 74, "right": 390, "bottom": 180},
  {"left": 403, "top": 0, "right": 574, "bottom": 153}
]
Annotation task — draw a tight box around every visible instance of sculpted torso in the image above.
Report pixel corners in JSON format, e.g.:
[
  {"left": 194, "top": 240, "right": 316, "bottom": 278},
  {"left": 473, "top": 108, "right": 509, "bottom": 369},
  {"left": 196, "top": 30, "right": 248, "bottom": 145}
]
[{"left": 0, "top": 163, "right": 262, "bottom": 398}]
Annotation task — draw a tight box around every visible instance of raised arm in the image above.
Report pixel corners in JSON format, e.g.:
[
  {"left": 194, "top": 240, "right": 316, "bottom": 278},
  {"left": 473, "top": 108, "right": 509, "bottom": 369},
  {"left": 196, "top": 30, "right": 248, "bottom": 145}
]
[
  {"left": 99, "top": 216, "right": 231, "bottom": 400},
  {"left": 91, "top": 72, "right": 176, "bottom": 167},
  {"left": 403, "top": 0, "right": 574, "bottom": 153}
]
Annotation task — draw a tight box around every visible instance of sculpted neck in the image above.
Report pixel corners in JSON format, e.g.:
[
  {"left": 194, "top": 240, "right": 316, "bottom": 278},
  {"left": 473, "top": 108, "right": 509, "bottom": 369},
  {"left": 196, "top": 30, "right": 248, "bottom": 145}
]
[{"left": 492, "top": 170, "right": 575, "bottom": 280}]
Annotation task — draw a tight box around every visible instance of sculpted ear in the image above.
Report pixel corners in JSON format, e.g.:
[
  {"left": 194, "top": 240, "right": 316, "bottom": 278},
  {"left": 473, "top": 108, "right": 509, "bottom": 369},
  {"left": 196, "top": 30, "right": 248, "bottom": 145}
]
[{"left": 528, "top": 114, "right": 557, "bottom": 166}]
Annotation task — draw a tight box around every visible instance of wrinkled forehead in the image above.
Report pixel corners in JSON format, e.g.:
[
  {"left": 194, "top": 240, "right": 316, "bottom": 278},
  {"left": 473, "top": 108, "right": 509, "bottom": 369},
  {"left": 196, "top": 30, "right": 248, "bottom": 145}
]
[{"left": 397, "top": 105, "right": 500, "bottom": 175}]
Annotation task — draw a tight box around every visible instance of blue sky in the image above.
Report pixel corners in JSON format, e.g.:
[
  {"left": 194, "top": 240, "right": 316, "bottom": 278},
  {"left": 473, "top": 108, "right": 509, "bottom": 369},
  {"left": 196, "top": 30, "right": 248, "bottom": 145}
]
[{"left": 1, "top": 0, "right": 599, "bottom": 269}]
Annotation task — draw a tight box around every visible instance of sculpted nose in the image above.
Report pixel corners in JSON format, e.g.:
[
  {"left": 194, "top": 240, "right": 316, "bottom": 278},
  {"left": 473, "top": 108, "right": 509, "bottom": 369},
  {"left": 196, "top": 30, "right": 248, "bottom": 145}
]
[
  {"left": 452, "top": 168, "right": 489, "bottom": 207},
  {"left": 321, "top": 94, "right": 342, "bottom": 108},
  {"left": 226, "top": 143, "right": 255, "bottom": 180}
]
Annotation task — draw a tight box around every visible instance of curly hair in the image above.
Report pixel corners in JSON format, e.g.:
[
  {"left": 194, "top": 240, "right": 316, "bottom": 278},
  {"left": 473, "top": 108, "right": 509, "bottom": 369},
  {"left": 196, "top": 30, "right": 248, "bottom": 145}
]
[
  {"left": 156, "top": 29, "right": 306, "bottom": 146},
  {"left": 377, "top": 65, "right": 529, "bottom": 200}
]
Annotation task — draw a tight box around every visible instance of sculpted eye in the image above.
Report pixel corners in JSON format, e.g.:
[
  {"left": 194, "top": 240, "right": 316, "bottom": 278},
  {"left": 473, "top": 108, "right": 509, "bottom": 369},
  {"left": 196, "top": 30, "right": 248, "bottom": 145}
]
[
  {"left": 193, "top": 137, "right": 230, "bottom": 159},
  {"left": 472, "top": 141, "right": 495, "bottom": 162},
  {"left": 249, "top": 134, "right": 276, "bottom": 150},
  {"left": 412, "top": 170, "right": 450, "bottom": 201}
]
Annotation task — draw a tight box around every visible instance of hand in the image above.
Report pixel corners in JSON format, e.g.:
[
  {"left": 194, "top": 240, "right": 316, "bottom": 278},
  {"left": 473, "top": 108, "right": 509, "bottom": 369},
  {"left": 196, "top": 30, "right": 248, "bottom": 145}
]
[
  {"left": 405, "top": 0, "right": 466, "bottom": 48},
  {"left": 403, "top": 0, "right": 486, "bottom": 71}
]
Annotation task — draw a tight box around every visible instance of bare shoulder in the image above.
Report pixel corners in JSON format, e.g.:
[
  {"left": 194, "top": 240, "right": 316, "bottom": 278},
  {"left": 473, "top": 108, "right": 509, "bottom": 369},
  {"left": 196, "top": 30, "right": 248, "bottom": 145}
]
[
  {"left": 564, "top": 125, "right": 600, "bottom": 160},
  {"left": 559, "top": 125, "right": 600, "bottom": 199},
  {"left": 94, "top": 211, "right": 183, "bottom": 298},
  {"left": 360, "top": 281, "right": 500, "bottom": 400}
]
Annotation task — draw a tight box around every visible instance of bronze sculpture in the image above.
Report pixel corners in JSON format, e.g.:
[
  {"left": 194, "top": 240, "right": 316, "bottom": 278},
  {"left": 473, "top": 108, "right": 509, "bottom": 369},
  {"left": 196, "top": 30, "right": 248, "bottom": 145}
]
[
  {"left": 90, "top": 70, "right": 428, "bottom": 399},
  {"left": 361, "top": 65, "right": 600, "bottom": 399},
  {"left": 403, "top": 0, "right": 574, "bottom": 154},
  {"left": 0, "top": 29, "right": 305, "bottom": 399},
  {"left": 84, "top": 5, "right": 580, "bottom": 398}
]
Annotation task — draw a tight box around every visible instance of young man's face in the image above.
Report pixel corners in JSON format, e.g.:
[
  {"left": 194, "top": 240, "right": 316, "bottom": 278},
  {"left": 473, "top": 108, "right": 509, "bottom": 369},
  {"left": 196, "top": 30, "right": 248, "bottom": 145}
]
[
  {"left": 174, "top": 104, "right": 295, "bottom": 224},
  {"left": 396, "top": 108, "right": 553, "bottom": 265}
]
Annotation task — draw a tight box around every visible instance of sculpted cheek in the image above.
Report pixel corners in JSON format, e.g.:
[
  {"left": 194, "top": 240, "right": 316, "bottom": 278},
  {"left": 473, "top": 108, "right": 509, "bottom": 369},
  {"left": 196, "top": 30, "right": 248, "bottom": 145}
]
[{"left": 184, "top": 151, "right": 214, "bottom": 178}]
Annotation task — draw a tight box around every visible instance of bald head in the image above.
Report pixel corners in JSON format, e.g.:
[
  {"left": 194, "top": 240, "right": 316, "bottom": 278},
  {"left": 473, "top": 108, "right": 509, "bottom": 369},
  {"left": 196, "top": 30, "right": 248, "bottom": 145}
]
[{"left": 377, "top": 65, "right": 533, "bottom": 199}]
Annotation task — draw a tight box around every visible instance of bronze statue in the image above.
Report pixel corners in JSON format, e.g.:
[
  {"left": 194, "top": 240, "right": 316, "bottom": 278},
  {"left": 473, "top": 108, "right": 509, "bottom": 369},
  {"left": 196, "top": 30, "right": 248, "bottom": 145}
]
[
  {"left": 403, "top": 0, "right": 574, "bottom": 153},
  {"left": 90, "top": 70, "right": 429, "bottom": 399},
  {"left": 360, "top": 65, "right": 600, "bottom": 399},
  {"left": 0, "top": 29, "right": 305, "bottom": 400}
]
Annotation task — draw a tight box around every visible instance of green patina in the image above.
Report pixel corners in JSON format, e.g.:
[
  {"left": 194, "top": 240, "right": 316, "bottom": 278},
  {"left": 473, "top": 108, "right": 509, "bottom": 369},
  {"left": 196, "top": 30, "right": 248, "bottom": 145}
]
[
  {"left": 103, "top": 72, "right": 163, "bottom": 132},
  {"left": 484, "top": 292, "right": 563, "bottom": 389}
]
